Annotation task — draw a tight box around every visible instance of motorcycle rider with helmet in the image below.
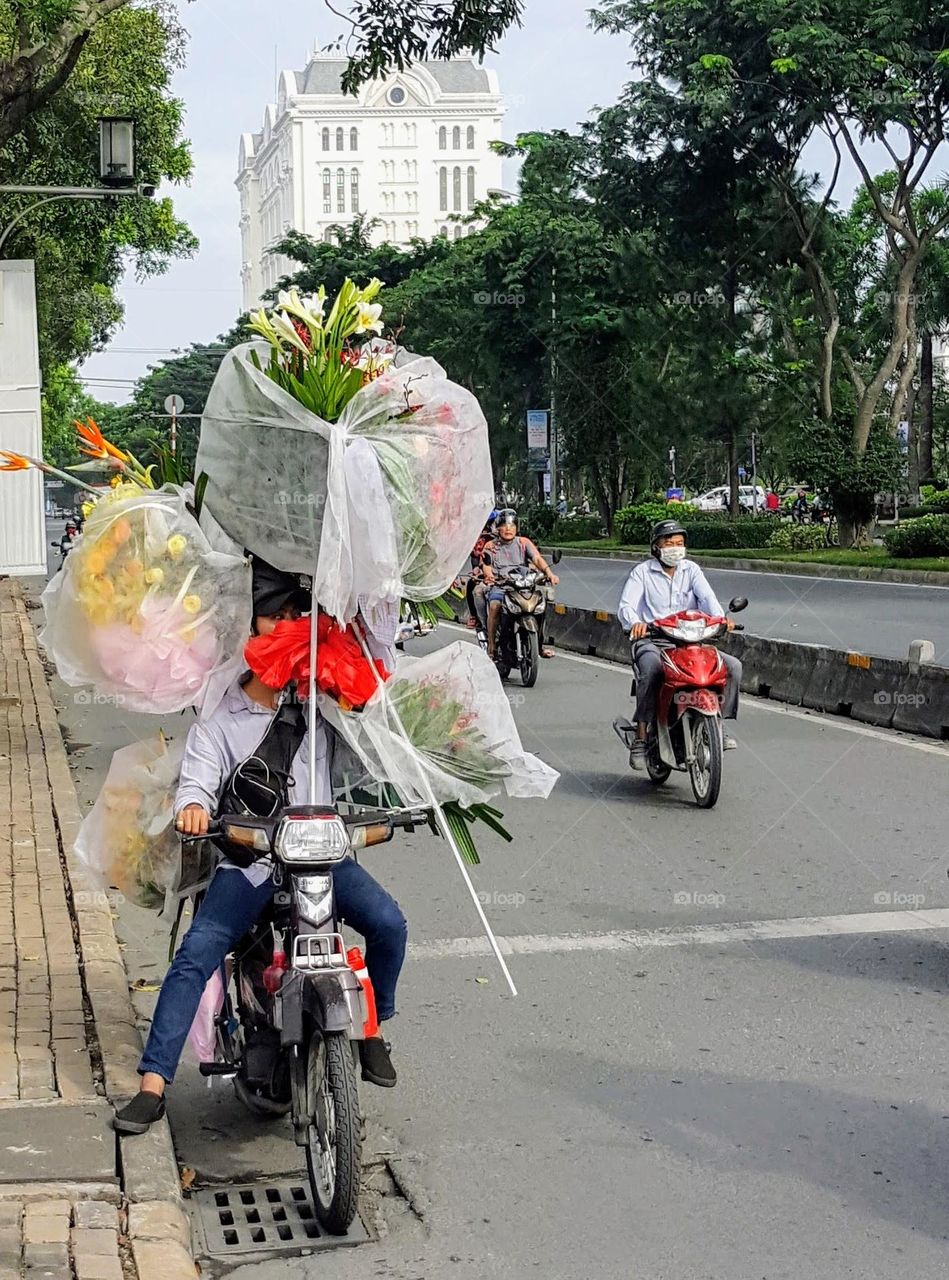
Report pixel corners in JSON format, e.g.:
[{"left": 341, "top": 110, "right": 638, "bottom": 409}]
[
  {"left": 617, "top": 519, "right": 742, "bottom": 771},
  {"left": 482, "top": 509, "right": 560, "bottom": 661}
]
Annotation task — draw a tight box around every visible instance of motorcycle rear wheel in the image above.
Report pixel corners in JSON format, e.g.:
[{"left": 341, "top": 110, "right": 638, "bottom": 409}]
[
  {"left": 303, "top": 1029, "right": 361, "bottom": 1235},
  {"left": 688, "top": 714, "right": 722, "bottom": 809},
  {"left": 520, "top": 627, "right": 539, "bottom": 687}
]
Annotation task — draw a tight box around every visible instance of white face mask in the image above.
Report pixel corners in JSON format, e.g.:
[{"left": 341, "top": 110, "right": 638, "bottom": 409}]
[{"left": 659, "top": 545, "right": 686, "bottom": 567}]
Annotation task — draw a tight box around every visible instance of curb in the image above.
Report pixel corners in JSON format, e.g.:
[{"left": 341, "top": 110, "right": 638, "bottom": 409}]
[
  {"left": 543, "top": 545, "right": 949, "bottom": 586},
  {"left": 12, "top": 584, "right": 196, "bottom": 1277}
]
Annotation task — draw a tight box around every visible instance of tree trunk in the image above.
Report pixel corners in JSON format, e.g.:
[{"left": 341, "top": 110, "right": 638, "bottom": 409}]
[
  {"left": 918, "top": 330, "right": 934, "bottom": 486},
  {"left": 906, "top": 384, "right": 920, "bottom": 503},
  {"left": 727, "top": 431, "right": 739, "bottom": 517}
]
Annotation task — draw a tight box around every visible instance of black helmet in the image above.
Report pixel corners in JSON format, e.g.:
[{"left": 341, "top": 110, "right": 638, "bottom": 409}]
[{"left": 650, "top": 518, "right": 687, "bottom": 557}]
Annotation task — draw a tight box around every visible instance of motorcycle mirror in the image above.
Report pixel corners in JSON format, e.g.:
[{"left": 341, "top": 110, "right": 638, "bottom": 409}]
[
  {"left": 551, "top": 549, "right": 563, "bottom": 564},
  {"left": 728, "top": 596, "right": 749, "bottom": 613}
]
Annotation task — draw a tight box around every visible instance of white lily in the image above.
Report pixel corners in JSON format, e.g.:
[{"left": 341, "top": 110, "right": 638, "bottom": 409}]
[
  {"left": 354, "top": 300, "right": 384, "bottom": 336},
  {"left": 277, "top": 286, "right": 325, "bottom": 332},
  {"left": 248, "top": 308, "right": 280, "bottom": 348},
  {"left": 271, "top": 310, "right": 312, "bottom": 356}
]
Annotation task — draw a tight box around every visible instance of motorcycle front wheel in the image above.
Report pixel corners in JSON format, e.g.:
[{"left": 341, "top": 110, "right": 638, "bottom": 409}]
[
  {"left": 302, "top": 1029, "right": 361, "bottom": 1234},
  {"left": 519, "top": 626, "right": 539, "bottom": 687},
  {"left": 688, "top": 713, "right": 722, "bottom": 809},
  {"left": 646, "top": 742, "right": 671, "bottom": 785}
]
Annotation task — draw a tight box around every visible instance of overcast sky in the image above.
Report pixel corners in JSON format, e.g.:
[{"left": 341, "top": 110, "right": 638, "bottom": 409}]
[{"left": 80, "top": 0, "right": 636, "bottom": 403}]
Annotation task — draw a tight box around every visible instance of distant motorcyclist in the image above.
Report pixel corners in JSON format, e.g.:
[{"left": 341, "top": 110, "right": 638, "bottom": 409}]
[
  {"left": 791, "top": 488, "right": 809, "bottom": 523},
  {"left": 466, "top": 511, "right": 497, "bottom": 631},
  {"left": 482, "top": 509, "right": 559, "bottom": 660},
  {"left": 617, "top": 519, "right": 741, "bottom": 771}
]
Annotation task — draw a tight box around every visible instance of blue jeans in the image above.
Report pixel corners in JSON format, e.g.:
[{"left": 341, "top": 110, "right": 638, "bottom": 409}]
[{"left": 139, "top": 859, "right": 407, "bottom": 1083}]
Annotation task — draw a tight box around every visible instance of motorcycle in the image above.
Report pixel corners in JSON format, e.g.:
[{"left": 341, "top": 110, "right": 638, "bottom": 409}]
[
  {"left": 52, "top": 519, "right": 81, "bottom": 567},
  {"left": 188, "top": 801, "right": 429, "bottom": 1234},
  {"left": 613, "top": 596, "right": 748, "bottom": 809},
  {"left": 492, "top": 565, "right": 549, "bottom": 687}
]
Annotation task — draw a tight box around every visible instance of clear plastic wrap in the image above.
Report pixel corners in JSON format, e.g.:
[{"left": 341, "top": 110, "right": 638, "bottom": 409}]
[
  {"left": 320, "top": 641, "right": 559, "bottom": 811},
  {"left": 198, "top": 342, "right": 494, "bottom": 621},
  {"left": 73, "top": 736, "right": 184, "bottom": 910},
  {"left": 41, "top": 484, "right": 251, "bottom": 715}
]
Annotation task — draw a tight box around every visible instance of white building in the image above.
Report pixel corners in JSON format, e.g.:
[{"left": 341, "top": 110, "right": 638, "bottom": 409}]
[{"left": 237, "top": 54, "right": 505, "bottom": 309}]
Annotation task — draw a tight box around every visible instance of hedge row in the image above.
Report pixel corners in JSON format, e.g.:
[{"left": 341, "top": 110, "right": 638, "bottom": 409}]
[{"left": 613, "top": 503, "right": 774, "bottom": 548}]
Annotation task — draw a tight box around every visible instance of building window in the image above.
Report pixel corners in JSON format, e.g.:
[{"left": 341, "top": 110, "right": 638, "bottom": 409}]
[
  {"left": 453, "top": 224, "right": 463, "bottom": 240},
  {"left": 440, "top": 224, "right": 449, "bottom": 237},
  {"left": 350, "top": 168, "right": 359, "bottom": 212},
  {"left": 452, "top": 125, "right": 461, "bottom": 150},
  {"left": 438, "top": 125, "right": 447, "bottom": 150},
  {"left": 467, "top": 125, "right": 475, "bottom": 149},
  {"left": 324, "top": 225, "right": 338, "bottom": 244},
  {"left": 333, "top": 127, "right": 342, "bottom": 151},
  {"left": 406, "top": 220, "right": 418, "bottom": 239},
  {"left": 388, "top": 86, "right": 406, "bottom": 105},
  {"left": 321, "top": 127, "right": 330, "bottom": 151},
  {"left": 336, "top": 167, "right": 345, "bottom": 213},
  {"left": 439, "top": 166, "right": 448, "bottom": 211},
  {"left": 452, "top": 166, "right": 461, "bottom": 211},
  {"left": 466, "top": 166, "right": 476, "bottom": 209},
  {"left": 350, "top": 127, "right": 358, "bottom": 150},
  {"left": 322, "top": 168, "right": 331, "bottom": 213}
]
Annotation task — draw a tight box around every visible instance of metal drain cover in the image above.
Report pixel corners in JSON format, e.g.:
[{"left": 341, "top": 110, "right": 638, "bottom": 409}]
[{"left": 191, "top": 1179, "right": 369, "bottom": 1259}]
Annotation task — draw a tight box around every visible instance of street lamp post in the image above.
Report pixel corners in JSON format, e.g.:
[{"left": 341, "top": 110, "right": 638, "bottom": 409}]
[{"left": 0, "top": 118, "right": 153, "bottom": 253}]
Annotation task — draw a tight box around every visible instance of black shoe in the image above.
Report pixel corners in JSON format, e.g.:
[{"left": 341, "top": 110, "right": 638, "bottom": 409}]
[
  {"left": 629, "top": 740, "right": 647, "bottom": 772},
  {"left": 112, "top": 1089, "right": 166, "bottom": 1134},
  {"left": 359, "top": 1038, "right": 397, "bottom": 1088}
]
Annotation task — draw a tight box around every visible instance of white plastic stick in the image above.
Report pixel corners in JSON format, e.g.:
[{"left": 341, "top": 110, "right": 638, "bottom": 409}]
[{"left": 353, "top": 620, "right": 517, "bottom": 997}]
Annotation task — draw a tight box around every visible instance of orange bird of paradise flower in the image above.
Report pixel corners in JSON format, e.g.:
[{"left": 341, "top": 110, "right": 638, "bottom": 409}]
[
  {"left": 0, "top": 450, "right": 32, "bottom": 471},
  {"left": 75, "top": 417, "right": 130, "bottom": 463}
]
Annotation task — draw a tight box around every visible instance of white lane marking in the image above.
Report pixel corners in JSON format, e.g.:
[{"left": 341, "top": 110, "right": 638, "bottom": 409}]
[
  {"left": 409, "top": 907, "right": 949, "bottom": 960},
  {"left": 443, "top": 624, "right": 948, "bottom": 757},
  {"left": 560, "top": 555, "right": 949, "bottom": 590}
]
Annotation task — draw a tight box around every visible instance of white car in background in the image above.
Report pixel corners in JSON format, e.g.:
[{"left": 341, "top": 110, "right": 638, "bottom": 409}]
[{"left": 689, "top": 485, "right": 766, "bottom": 512}]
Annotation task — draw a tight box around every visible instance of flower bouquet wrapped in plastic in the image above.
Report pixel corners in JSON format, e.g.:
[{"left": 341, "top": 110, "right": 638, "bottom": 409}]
[
  {"left": 41, "top": 483, "right": 251, "bottom": 715},
  {"left": 321, "top": 640, "right": 559, "bottom": 861},
  {"left": 197, "top": 280, "right": 494, "bottom": 622},
  {"left": 74, "top": 736, "right": 185, "bottom": 909}
]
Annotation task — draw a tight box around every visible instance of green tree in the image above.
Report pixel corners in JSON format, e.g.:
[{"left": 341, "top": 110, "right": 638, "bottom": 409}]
[
  {"left": 1, "top": 4, "right": 195, "bottom": 374},
  {"left": 593, "top": 0, "right": 949, "bottom": 543}
]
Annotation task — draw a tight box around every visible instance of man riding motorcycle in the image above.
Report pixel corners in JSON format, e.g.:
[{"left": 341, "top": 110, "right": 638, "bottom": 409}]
[
  {"left": 482, "top": 509, "right": 559, "bottom": 660},
  {"left": 617, "top": 519, "right": 742, "bottom": 771}
]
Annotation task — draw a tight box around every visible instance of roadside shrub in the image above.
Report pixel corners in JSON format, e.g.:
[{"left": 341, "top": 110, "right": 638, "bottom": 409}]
[
  {"left": 923, "top": 489, "right": 949, "bottom": 514},
  {"left": 767, "top": 523, "right": 830, "bottom": 551},
  {"left": 882, "top": 515, "right": 949, "bottom": 558},
  {"left": 552, "top": 514, "right": 601, "bottom": 541},
  {"left": 614, "top": 502, "right": 678, "bottom": 544},
  {"left": 519, "top": 504, "right": 557, "bottom": 542},
  {"left": 686, "top": 519, "right": 775, "bottom": 549}
]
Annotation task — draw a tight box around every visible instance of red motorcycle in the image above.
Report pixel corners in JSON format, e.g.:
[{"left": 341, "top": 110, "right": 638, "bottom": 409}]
[{"left": 614, "top": 597, "right": 747, "bottom": 809}]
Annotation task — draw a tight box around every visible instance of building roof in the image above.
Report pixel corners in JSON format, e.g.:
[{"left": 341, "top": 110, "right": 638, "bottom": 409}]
[{"left": 296, "top": 56, "right": 491, "bottom": 97}]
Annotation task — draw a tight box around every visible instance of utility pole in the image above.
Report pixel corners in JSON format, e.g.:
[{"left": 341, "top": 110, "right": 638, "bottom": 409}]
[{"left": 751, "top": 430, "right": 759, "bottom": 514}]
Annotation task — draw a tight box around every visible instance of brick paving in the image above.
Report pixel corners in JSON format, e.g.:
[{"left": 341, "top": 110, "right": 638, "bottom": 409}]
[
  {"left": 0, "top": 580, "right": 97, "bottom": 1104},
  {"left": 0, "top": 578, "right": 198, "bottom": 1279}
]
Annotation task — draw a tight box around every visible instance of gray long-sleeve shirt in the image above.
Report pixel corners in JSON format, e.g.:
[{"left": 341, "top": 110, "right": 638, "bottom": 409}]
[{"left": 617, "top": 557, "right": 724, "bottom": 631}]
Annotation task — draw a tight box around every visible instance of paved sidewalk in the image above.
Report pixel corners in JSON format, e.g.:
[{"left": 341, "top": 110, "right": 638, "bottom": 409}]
[{"left": 0, "top": 577, "right": 196, "bottom": 1280}]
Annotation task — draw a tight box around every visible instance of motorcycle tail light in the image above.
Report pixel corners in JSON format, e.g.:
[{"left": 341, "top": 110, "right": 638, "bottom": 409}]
[{"left": 276, "top": 813, "right": 350, "bottom": 862}]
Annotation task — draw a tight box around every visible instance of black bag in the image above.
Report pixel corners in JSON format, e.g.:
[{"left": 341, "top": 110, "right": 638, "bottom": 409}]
[{"left": 216, "top": 692, "right": 307, "bottom": 866}]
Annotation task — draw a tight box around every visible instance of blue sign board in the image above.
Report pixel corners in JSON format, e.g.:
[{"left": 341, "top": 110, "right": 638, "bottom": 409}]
[{"left": 666, "top": 488, "right": 684, "bottom": 501}]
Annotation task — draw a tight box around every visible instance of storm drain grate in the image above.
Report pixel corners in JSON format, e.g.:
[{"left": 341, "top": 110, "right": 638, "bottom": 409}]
[{"left": 191, "top": 1180, "right": 369, "bottom": 1259}]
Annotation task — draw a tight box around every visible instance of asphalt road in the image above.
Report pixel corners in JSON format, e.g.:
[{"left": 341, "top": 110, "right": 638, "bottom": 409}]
[
  {"left": 27, "top": 532, "right": 949, "bottom": 1280},
  {"left": 554, "top": 554, "right": 949, "bottom": 664}
]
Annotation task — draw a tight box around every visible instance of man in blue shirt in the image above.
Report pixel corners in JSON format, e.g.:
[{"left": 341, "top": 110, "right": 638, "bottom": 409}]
[{"left": 617, "top": 519, "right": 741, "bottom": 770}]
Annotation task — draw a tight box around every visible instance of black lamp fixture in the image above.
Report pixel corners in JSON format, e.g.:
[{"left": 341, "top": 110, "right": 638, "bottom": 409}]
[{"left": 98, "top": 117, "right": 136, "bottom": 187}]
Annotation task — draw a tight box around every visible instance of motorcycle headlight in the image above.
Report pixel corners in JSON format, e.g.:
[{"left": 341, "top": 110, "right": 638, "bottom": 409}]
[{"left": 276, "top": 813, "right": 350, "bottom": 863}]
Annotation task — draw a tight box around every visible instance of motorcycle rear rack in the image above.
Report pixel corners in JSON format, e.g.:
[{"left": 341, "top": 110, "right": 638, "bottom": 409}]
[{"left": 291, "top": 932, "right": 348, "bottom": 972}]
